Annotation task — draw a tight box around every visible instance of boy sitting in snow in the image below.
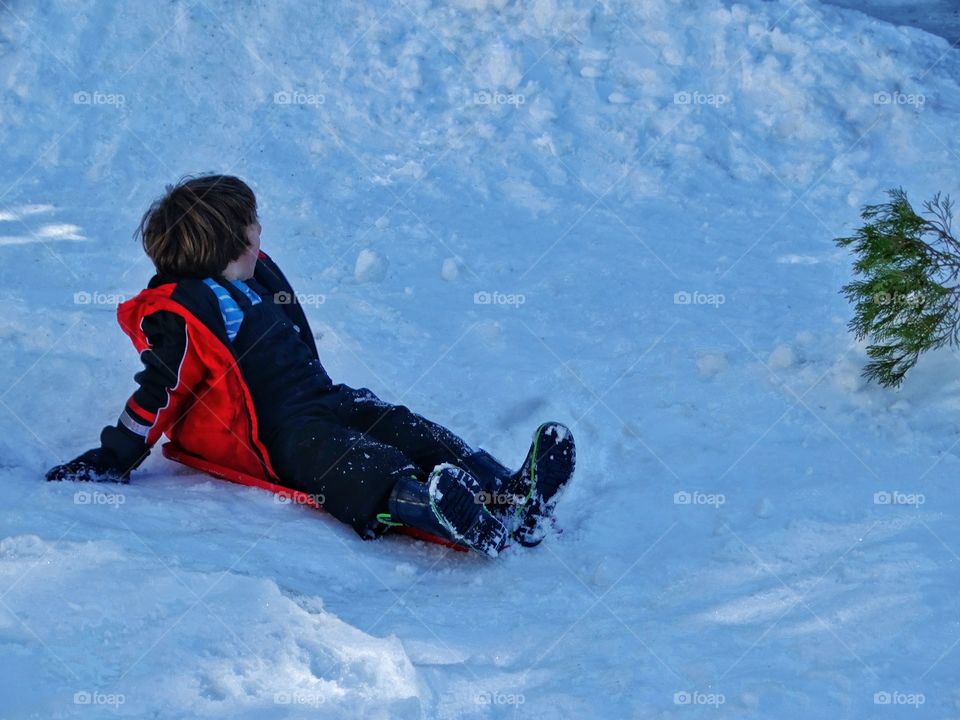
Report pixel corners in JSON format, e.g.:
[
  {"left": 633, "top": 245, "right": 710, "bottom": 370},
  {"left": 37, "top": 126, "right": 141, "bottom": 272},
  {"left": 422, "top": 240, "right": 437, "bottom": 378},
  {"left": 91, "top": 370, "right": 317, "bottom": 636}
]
[{"left": 46, "top": 175, "right": 576, "bottom": 556}]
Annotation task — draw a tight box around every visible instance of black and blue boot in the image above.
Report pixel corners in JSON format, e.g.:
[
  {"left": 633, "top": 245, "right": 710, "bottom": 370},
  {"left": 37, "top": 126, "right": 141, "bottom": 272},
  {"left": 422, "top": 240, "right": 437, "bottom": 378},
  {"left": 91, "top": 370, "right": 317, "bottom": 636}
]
[
  {"left": 386, "top": 465, "right": 508, "bottom": 558},
  {"left": 463, "top": 422, "right": 576, "bottom": 547}
]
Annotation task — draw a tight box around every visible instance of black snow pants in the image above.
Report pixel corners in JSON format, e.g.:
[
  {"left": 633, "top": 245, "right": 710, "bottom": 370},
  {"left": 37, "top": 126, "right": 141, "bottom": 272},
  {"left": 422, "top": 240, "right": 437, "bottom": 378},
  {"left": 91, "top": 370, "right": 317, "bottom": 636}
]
[{"left": 267, "top": 383, "right": 478, "bottom": 537}]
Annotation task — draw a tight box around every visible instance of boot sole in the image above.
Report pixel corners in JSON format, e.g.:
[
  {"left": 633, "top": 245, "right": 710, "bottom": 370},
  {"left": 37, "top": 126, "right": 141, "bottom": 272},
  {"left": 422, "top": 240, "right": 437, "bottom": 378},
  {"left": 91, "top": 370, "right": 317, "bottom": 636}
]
[
  {"left": 512, "top": 422, "right": 576, "bottom": 547},
  {"left": 428, "top": 464, "right": 508, "bottom": 558}
]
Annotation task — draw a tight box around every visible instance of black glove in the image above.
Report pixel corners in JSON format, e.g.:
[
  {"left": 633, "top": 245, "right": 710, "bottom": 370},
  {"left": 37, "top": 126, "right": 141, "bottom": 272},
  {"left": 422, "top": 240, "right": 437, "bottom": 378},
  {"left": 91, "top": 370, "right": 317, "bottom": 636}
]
[{"left": 45, "top": 448, "right": 130, "bottom": 483}]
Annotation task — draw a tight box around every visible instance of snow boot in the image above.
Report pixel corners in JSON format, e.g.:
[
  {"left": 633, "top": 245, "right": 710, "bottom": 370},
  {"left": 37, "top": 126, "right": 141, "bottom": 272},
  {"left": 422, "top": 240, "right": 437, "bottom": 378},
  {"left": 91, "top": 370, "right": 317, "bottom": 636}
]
[
  {"left": 387, "top": 464, "right": 508, "bottom": 558},
  {"left": 463, "top": 422, "right": 576, "bottom": 547}
]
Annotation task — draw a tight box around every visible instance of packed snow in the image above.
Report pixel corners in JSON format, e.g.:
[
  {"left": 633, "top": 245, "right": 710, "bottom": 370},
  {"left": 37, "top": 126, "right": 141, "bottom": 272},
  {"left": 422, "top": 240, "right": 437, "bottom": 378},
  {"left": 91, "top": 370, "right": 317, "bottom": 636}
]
[{"left": 2, "top": 0, "right": 960, "bottom": 718}]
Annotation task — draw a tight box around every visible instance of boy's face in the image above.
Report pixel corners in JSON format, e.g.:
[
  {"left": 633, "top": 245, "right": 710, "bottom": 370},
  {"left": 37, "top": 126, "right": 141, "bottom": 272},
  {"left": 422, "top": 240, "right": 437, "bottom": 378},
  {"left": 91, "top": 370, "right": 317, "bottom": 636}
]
[{"left": 225, "top": 219, "right": 261, "bottom": 280}]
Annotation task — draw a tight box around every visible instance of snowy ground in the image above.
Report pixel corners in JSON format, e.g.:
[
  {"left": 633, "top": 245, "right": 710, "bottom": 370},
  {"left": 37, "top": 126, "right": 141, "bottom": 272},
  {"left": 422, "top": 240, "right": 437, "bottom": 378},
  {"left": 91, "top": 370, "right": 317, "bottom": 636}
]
[
  {"left": 821, "top": 0, "right": 960, "bottom": 45},
  {"left": 2, "top": 0, "right": 960, "bottom": 718}
]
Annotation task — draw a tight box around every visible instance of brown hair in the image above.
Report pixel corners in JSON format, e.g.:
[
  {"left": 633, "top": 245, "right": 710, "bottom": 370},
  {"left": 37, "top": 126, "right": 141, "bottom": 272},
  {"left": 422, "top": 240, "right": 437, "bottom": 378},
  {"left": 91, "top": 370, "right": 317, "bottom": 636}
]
[{"left": 135, "top": 174, "right": 258, "bottom": 279}]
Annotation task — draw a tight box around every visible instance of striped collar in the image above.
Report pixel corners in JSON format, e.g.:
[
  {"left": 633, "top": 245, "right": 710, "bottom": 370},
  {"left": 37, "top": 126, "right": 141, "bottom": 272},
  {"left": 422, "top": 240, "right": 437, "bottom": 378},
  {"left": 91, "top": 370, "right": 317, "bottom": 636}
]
[{"left": 202, "top": 278, "right": 262, "bottom": 341}]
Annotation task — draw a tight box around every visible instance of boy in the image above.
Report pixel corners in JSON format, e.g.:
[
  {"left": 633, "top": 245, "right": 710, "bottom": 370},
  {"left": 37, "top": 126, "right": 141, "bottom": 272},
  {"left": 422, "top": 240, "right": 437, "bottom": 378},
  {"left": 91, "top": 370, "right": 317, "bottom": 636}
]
[{"left": 46, "top": 175, "right": 576, "bottom": 557}]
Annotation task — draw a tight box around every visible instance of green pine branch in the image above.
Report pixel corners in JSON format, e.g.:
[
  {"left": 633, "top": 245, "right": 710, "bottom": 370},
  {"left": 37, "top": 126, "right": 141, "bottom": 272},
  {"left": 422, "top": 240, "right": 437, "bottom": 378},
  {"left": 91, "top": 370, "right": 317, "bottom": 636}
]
[{"left": 835, "top": 188, "right": 960, "bottom": 387}]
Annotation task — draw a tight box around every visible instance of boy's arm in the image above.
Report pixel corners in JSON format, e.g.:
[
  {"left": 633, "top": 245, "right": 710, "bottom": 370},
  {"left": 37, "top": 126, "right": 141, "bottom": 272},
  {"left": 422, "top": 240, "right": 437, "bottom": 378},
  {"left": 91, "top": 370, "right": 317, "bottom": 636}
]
[{"left": 46, "top": 311, "right": 190, "bottom": 482}]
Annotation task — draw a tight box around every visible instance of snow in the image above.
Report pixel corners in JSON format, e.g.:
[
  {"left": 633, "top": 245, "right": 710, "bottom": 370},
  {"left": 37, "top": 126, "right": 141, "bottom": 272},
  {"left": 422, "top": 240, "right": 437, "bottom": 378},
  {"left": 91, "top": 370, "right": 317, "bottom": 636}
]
[
  {"left": 441, "top": 258, "right": 460, "bottom": 282},
  {"left": 768, "top": 344, "right": 795, "bottom": 369},
  {"left": 822, "top": 0, "right": 960, "bottom": 45},
  {"left": 354, "top": 249, "right": 389, "bottom": 284},
  {"left": 2, "top": 0, "right": 960, "bottom": 718}
]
